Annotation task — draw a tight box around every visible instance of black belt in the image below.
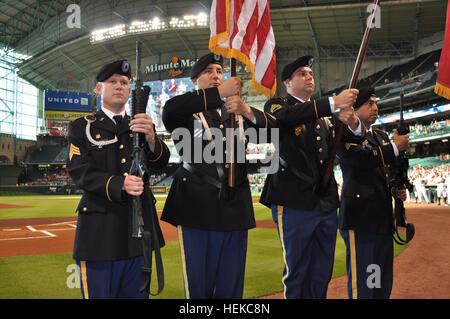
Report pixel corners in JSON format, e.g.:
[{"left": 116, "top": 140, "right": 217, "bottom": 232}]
[
  {"left": 182, "top": 162, "right": 234, "bottom": 200},
  {"left": 182, "top": 162, "right": 223, "bottom": 189},
  {"left": 279, "top": 157, "right": 315, "bottom": 185}
]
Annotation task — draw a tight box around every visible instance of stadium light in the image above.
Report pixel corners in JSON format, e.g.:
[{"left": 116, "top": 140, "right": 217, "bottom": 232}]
[
  {"left": 90, "top": 13, "right": 209, "bottom": 44},
  {"left": 0, "top": 47, "right": 32, "bottom": 64},
  {"left": 90, "top": 24, "right": 126, "bottom": 43}
]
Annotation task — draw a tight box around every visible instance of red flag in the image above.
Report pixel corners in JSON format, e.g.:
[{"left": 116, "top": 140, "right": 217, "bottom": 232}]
[
  {"left": 435, "top": 0, "right": 450, "bottom": 99},
  {"left": 209, "top": 0, "right": 277, "bottom": 97}
]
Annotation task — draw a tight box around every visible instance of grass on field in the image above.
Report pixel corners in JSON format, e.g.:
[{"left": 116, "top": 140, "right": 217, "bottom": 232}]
[{"left": 0, "top": 195, "right": 407, "bottom": 299}]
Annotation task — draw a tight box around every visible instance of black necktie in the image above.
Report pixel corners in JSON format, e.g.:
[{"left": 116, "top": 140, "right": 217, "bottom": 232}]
[
  {"left": 113, "top": 115, "right": 122, "bottom": 133},
  {"left": 113, "top": 115, "right": 122, "bottom": 125}
]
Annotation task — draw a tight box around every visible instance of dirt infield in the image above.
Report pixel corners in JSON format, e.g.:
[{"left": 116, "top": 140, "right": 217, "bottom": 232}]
[
  {"left": 1, "top": 203, "right": 449, "bottom": 298},
  {"left": 0, "top": 217, "right": 78, "bottom": 257},
  {"left": 0, "top": 203, "right": 32, "bottom": 209}
]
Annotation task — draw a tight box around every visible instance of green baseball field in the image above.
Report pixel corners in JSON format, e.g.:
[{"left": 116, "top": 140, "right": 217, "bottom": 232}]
[{"left": 0, "top": 194, "right": 406, "bottom": 299}]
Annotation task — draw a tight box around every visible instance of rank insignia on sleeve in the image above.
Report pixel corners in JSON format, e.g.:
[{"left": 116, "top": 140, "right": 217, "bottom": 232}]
[
  {"left": 270, "top": 104, "right": 283, "bottom": 113},
  {"left": 69, "top": 143, "right": 81, "bottom": 161}
]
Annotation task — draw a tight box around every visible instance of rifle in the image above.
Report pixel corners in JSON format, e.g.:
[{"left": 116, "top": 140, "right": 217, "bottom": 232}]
[
  {"left": 392, "top": 90, "right": 415, "bottom": 245},
  {"left": 130, "top": 41, "right": 149, "bottom": 239},
  {"left": 129, "top": 41, "right": 164, "bottom": 295},
  {"left": 316, "top": 0, "right": 380, "bottom": 195}
]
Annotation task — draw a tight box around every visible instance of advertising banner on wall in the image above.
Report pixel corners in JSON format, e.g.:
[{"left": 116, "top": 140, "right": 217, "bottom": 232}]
[
  {"left": 44, "top": 91, "right": 92, "bottom": 136},
  {"left": 44, "top": 91, "right": 91, "bottom": 111}
]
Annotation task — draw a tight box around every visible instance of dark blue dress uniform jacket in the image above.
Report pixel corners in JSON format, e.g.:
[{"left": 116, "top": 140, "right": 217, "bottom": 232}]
[
  {"left": 260, "top": 94, "right": 359, "bottom": 212},
  {"left": 338, "top": 128, "right": 396, "bottom": 235},
  {"left": 161, "top": 87, "right": 278, "bottom": 232},
  {"left": 67, "top": 110, "right": 170, "bottom": 261}
]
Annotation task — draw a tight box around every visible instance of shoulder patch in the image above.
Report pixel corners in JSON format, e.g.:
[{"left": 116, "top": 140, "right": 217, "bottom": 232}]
[
  {"left": 270, "top": 104, "right": 283, "bottom": 113},
  {"left": 69, "top": 143, "right": 81, "bottom": 161},
  {"left": 345, "top": 143, "right": 359, "bottom": 150}
]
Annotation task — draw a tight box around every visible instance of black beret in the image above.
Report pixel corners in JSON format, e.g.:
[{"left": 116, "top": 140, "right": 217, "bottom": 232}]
[
  {"left": 190, "top": 53, "right": 223, "bottom": 79},
  {"left": 281, "top": 55, "right": 314, "bottom": 81},
  {"left": 96, "top": 60, "right": 131, "bottom": 82},
  {"left": 354, "top": 87, "right": 375, "bottom": 109}
]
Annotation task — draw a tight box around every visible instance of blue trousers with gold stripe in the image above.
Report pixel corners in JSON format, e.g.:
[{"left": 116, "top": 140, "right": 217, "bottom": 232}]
[
  {"left": 339, "top": 229, "right": 393, "bottom": 299},
  {"left": 177, "top": 225, "right": 248, "bottom": 299},
  {"left": 272, "top": 205, "right": 338, "bottom": 299},
  {"left": 76, "top": 257, "right": 148, "bottom": 299}
]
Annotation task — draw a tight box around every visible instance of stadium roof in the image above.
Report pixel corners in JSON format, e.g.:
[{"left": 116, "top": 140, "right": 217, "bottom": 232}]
[{"left": 0, "top": 0, "right": 447, "bottom": 94}]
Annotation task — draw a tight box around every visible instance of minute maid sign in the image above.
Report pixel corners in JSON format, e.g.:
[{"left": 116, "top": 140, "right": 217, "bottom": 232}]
[
  {"left": 145, "top": 56, "right": 198, "bottom": 77},
  {"left": 45, "top": 91, "right": 91, "bottom": 112}
]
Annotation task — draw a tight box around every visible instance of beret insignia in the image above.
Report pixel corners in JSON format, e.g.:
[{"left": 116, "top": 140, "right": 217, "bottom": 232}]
[{"left": 122, "top": 61, "right": 130, "bottom": 73}]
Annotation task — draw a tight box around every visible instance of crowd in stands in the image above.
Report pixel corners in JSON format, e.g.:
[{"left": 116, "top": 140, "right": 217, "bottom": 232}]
[
  {"left": 247, "top": 154, "right": 450, "bottom": 206},
  {"left": 248, "top": 174, "right": 266, "bottom": 194},
  {"left": 18, "top": 167, "right": 170, "bottom": 188},
  {"left": 19, "top": 168, "right": 71, "bottom": 186},
  {"left": 407, "top": 154, "right": 450, "bottom": 205},
  {"left": 323, "top": 49, "right": 440, "bottom": 102},
  {"left": 408, "top": 120, "right": 450, "bottom": 140},
  {"left": 383, "top": 120, "right": 450, "bottom": 141}
]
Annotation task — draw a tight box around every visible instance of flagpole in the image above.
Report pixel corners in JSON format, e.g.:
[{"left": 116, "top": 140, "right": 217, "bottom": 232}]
[
  {"left": 228, "top": 58, "right": 237, "bottom": 196},
  {"left": 317, "top": 0, "right": 380, "bottom": 195}
]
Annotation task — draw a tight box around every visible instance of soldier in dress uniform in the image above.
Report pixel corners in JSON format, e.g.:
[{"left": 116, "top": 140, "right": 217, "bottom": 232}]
[
  {"left": 260, "top": 55, "right": 361, "bottom": 299},
  {"left": 161, "top": 53, "right": 277, "bottom": 298},
  {"left": 67, "top": 60, "right": 170, "bottom": 299},
  {"left": 337, "top": 87, "right": 409, "bottom": 299}
]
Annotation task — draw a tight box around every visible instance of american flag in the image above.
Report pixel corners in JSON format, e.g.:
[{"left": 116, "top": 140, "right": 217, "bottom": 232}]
[
  {"left": 435, "top": 0, "right": 450, "bottom": 100},
  {"left": 209, "top": 0, "right": 277, "bottom": 97}
]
